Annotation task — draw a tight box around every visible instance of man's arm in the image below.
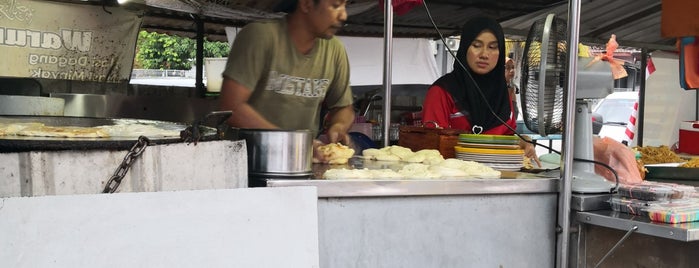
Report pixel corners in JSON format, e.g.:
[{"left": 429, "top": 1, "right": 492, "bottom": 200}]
[
  {"left": 324, "top": 105, "right": 355, "bottom": 144},
  {"left": 219, "top": 78, "right": 278, "bottom": 129}
]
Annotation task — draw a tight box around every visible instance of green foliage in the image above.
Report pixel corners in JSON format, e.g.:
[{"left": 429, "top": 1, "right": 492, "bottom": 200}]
[
  {"left": 134, "top": 31, "right": 230, "bottom": 70},
  {"left": 204, "top": 41, "right": 230, "bottom": 58}
]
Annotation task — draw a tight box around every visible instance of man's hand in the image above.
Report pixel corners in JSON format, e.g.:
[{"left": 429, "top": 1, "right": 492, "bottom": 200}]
[
  {"left": 326, "top": 123, "right": 352, "bottom": 145},
  {"left": 313, "top": 139, "right": 329, "bottom": 163},
  {"left": 323, "top": 105, "right": 355, "bottom": 145},
  {"left": 593, "top": 136, "right": 643, "bottom": 184}
]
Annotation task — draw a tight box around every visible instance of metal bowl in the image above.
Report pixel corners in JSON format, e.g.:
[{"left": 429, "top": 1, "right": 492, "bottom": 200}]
[{"left": 234, "top": 128, "right": 313, "bottom": 176}]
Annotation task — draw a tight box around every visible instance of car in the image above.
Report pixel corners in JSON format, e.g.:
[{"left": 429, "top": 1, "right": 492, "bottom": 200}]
[{"left": 592, "top": 91, "right": 639, "bottom": 146}]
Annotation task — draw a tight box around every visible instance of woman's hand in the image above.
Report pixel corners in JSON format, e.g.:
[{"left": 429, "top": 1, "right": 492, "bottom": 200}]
[{"left": 519, "top": 136, "right": 542, "bottom": 168}]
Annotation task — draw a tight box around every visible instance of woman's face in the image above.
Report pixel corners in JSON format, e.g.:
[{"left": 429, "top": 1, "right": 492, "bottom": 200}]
[
  {"left": 466, "top": 30, "right": 499, "bottom": 75},
  {"left": 505, "top": 58, "right": 515, "bottom": 82}
]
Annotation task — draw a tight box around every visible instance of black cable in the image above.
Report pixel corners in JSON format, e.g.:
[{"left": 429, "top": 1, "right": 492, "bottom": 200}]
[
  {"left": 574, "top": 158, "right": 620, "bottom": 193},
  {"left": 102, "top": 2, "right": 113, "bottom": 15}
]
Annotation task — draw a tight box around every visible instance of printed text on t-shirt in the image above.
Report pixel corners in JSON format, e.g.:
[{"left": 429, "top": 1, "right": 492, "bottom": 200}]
[{"left": 264, "top": 71, "right": 329, "bottom": 98}]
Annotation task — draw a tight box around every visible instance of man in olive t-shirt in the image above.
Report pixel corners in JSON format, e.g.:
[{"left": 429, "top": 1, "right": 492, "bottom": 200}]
[{"left": 219, "top": 0, "right": 354, "bottom": 162}]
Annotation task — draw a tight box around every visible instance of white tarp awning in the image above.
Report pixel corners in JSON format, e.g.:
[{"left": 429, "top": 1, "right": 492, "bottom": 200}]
[
  {"left": 225, "top": 28, "right": 441, "bottom": 87},
  {"left": 339, "top": 36, "right": 440, "bottom": 86}
]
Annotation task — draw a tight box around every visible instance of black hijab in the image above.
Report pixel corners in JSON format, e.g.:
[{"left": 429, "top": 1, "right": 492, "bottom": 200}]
[{"left": 433, "top": 17, "right": 510, "bottom": 132}]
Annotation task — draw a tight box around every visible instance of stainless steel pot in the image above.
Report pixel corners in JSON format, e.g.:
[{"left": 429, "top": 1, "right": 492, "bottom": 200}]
[
  {"left": 0, "top": 95, "right": 65, "bottom": 116},
  {"left": 235, "top": 128, "right": 313, "bottom": 176}
]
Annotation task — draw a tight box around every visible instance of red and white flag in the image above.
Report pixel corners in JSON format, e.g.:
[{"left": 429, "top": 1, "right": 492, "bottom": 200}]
[{"left": 646, "top": 56, "right": 656, "bottom": 79}]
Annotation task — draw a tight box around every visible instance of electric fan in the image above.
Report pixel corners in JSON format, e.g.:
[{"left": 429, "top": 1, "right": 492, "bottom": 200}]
[{"left": 520, "top": 14, "right": 615, "bottom": 193}]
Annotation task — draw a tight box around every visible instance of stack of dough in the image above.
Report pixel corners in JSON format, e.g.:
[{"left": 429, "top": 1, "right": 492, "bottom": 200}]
[
  {"left": 317, "top": 143, "right": 355, "bottom": 164},
  {"left": 428, "top": 159, "right": 501, "bottom": 179},
  {"left": 362, "top": 145, "right": 444, "bottom": 164}
]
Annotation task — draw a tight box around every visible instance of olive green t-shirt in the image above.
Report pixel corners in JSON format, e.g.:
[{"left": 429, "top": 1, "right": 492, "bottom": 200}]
[{"left": 222, "top": 18, "right": 353, "bottom": 136}]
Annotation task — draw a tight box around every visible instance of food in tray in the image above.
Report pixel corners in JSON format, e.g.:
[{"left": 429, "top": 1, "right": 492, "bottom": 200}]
[
  {"left": 322, "top": 158, "right": 500, "bottom": 180},
  {"left": 617, "top": 181, "right": 696, "bottom": 201},
  {"left": 634, "top": 145, "right": 683, "bottom": 164},
  {"left": 679, "top": 158, "right": 699, "bottom": 168},
  {"left": 608, "top": 196, "right": 660, "bottom": 216},
  {"left": 646, "top": 200, "right": 699, "bottom": 223},
  {"left": 316, "top": 142, "right": 355, "bottom": 164}
]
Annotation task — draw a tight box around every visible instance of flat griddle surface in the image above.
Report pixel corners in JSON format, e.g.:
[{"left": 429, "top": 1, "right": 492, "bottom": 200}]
[{"left": 0, "top": 115, "right": 216, "bottom": 152}]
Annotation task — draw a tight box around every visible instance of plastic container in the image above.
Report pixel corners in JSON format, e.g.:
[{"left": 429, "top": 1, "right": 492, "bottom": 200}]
[
  {"left": 616, "top": 181, "right": 696, "bottom": 201},
  {"left": 204, "top": 57, "right": 227, "bottom": 92},
  {"left": 646, "top": 199, "right": 699, "bottom": 223},
  {"left": 608, "top": 196, "right": 662, "bottom": 216}
]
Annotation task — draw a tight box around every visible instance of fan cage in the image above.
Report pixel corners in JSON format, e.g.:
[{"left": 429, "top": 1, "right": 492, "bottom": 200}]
[{"left": 520, "top": 16, "right": 568, "bottom": 136}]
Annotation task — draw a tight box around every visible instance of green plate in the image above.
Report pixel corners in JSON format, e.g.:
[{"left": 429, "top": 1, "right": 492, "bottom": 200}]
[{"left": 459, "top": 134, "right": 520, "bottom": 145}]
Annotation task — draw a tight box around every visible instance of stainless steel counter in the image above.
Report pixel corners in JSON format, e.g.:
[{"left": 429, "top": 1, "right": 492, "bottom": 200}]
[
  {"left": 254, "top": 158, "right": 559, "bottom": 198},
  {"left": 251, "top": 158, "right": 561, "bottom": 267}
]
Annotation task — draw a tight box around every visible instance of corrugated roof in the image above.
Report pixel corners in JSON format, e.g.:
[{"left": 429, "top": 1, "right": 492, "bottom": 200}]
[{"left": 108, "top": 0, "right": 673, "bottom": 50}]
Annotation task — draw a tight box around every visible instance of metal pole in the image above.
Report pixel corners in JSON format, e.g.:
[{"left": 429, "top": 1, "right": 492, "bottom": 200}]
[
  {"left": 382, "top": 0, "right": 393, "bottom": 147},
  {"left": 638, "top": 49, "right": 648, "bottom": 146},
  {"left": 194, "top": 15, "right": 205, "bottom": 97},
  {"left": 558, "top": 0, "right": 581, "bottom": 267}
]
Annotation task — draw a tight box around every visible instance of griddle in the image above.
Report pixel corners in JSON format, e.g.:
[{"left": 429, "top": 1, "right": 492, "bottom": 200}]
[{"left": 0, "top": 115, "right": 219, "bottom": 152}]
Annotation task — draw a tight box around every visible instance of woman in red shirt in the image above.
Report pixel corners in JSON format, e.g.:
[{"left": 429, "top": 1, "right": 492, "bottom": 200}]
[{"left": 422, "top": 17, "right": 539, "bottom": 165}]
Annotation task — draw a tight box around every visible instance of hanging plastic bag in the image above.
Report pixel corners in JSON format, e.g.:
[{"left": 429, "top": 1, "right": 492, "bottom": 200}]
[{"left": 593, "top": 136, "right": 644, "bottom": 184}]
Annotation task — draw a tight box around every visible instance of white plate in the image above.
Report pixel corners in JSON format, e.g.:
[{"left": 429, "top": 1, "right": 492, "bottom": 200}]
[
  {"left": 483, "top": 163, "right": 524, "bottom": 170},
  {"left": 456, "top": 153, "right": 523, "bottom": 162}
]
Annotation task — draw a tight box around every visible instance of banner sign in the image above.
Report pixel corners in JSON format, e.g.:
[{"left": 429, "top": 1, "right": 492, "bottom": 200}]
[{"left": 0, "top": 0, "right": 142, "bottom": 83}]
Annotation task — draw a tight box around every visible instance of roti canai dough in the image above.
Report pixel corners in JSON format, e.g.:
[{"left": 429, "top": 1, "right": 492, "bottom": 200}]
[
  {"left": 0, "top": 122, "right": 182, "bottom": 138},
  {"left": 362, "top": 145, "right": 446, "bottom": 165},
  {"left": 323, "top": 158, "right": 501, "bottom": 180},
  {"left": 16, "top": 124, "right": 109, "bottom": 138},
  {"left": 317, "top": 143, "right": 355, "bottom": 164}
]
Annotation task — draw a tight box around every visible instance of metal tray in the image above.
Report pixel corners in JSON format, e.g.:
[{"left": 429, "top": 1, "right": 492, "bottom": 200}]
[
  {"left": 0, "top": 115, "right": 218, "bottom": 152},
  {"left": 645, "top": 163, "right": 699, "bottom": 181}
]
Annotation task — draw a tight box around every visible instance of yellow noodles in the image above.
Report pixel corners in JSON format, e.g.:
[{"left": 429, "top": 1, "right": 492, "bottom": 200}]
[{"left": 634, "top": 145, "right": 682, "bottom": 164}]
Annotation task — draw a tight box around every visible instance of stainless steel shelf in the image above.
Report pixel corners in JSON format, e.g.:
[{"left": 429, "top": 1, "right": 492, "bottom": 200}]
[{"left": 576, "top": 210, "right": 699, "bottom": 242}]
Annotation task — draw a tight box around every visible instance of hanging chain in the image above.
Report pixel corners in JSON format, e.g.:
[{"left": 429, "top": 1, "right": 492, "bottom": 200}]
[{"left": 102, "top": 136, "right": 151, "bottom": 193}]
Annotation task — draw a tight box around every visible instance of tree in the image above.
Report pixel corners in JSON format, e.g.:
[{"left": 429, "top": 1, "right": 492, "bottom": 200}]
[
  {"left": 204, "top": 40, "right": 230, "bottom": 58},
  {"left": 134, "top": 31, "right": 230, "bottom": 70}
]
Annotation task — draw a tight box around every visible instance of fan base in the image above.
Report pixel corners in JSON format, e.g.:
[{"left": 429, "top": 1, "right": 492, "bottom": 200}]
[{"left": 571, "top": 170, "right": 615, "bottom": 193}]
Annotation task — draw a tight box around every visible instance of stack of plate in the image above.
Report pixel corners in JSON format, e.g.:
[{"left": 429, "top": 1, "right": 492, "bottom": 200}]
[{"left": 455, "top": 134, "right": 524, "bottom": 171}]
